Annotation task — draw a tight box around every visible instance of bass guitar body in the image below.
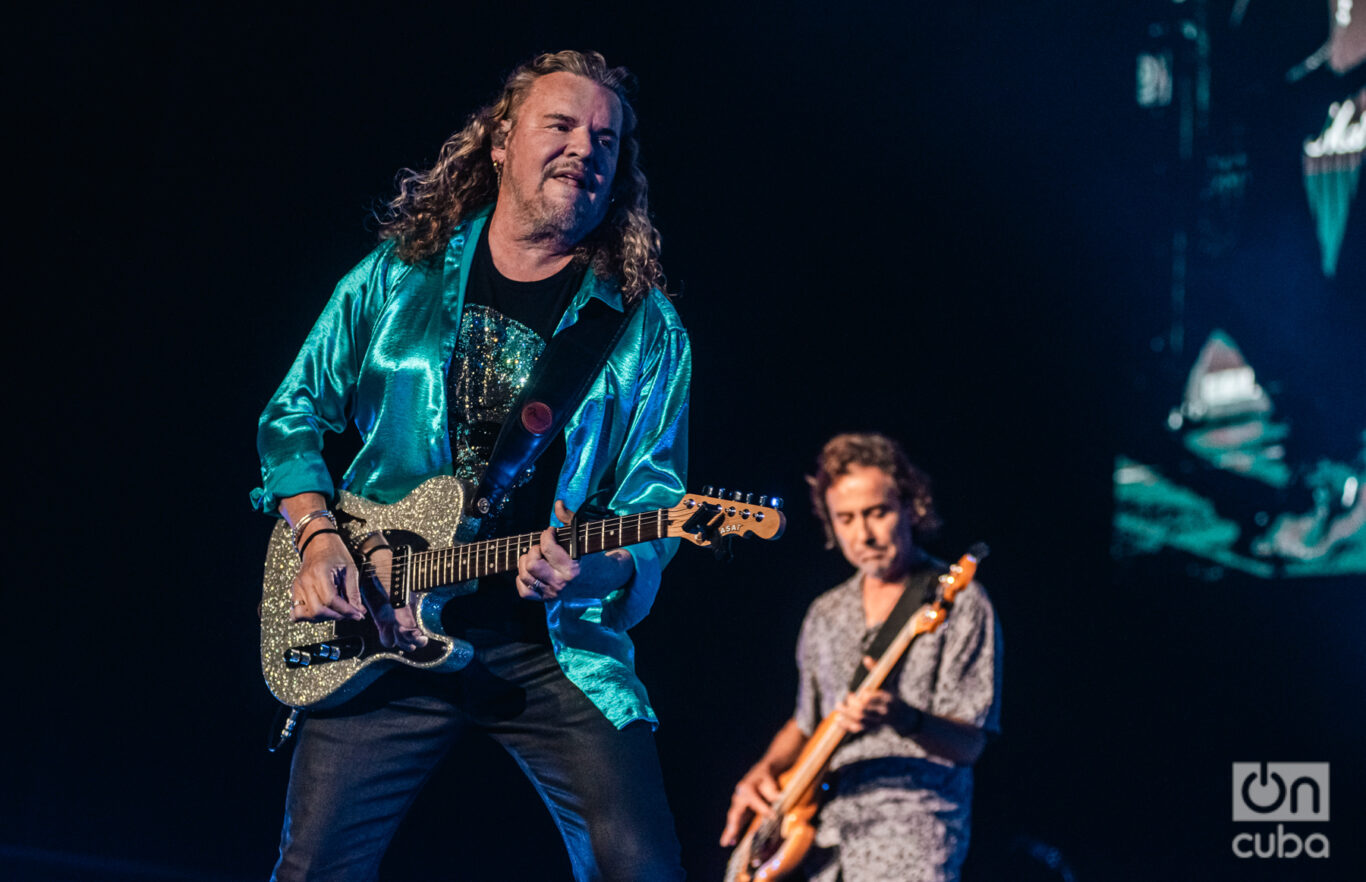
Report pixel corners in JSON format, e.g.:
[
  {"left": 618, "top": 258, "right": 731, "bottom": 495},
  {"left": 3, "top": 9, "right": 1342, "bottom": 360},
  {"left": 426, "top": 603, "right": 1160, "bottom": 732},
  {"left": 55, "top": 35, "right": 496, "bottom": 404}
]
[
  {"left": 724, "top": 803, "right": 816, "bottom": 882},
  {"left": 723, "top": 713, "right": 845, "bottom": 882}
]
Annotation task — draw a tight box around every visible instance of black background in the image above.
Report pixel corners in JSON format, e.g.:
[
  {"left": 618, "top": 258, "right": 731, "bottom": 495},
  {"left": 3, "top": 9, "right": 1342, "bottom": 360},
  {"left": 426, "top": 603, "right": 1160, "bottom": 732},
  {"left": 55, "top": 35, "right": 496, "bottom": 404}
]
[{"left": 9, "top": 2, "right": 1365, "bottom": 880}]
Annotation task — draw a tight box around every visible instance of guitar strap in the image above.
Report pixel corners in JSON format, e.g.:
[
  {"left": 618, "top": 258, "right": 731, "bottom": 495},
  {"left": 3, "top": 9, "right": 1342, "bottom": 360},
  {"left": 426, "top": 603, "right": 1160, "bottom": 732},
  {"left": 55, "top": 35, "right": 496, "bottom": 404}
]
[
  {"left": 848, "top": 559, "right": 948, "bottom": 692},
  {"left": 469, "top": 293, "right": 637, "bottom": 529}
]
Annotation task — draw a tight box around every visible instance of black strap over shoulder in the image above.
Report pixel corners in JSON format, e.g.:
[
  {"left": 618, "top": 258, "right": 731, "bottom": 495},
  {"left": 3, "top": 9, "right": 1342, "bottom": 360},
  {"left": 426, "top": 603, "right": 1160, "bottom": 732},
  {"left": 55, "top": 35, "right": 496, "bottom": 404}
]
[
  {"left": 848, "top": 560, "right": 948, "bottom": 692},
  {"left": 470, "top": 295, "right": 636, "bottom": 525}
]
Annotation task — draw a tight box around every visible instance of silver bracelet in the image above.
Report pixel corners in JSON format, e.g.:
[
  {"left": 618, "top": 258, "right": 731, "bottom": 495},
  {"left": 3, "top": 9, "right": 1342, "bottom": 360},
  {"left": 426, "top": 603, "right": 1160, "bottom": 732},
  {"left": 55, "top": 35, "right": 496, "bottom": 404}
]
[{"left": 291, "top": 509, "right": 338, "bottom": 549}]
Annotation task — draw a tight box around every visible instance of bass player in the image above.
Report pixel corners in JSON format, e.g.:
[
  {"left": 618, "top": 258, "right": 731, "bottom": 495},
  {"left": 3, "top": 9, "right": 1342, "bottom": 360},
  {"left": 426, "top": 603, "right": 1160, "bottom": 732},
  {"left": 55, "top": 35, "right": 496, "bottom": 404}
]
[{"left": 720, "top": 433, "right": 1002, "bottom": 882}]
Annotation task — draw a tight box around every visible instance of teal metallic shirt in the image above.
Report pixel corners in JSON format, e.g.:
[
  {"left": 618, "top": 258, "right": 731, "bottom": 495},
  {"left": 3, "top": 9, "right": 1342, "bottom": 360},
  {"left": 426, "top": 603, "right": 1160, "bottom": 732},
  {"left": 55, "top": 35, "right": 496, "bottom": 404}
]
[{"left": 252, "top": 209, "right": 691, "bottom": 728}]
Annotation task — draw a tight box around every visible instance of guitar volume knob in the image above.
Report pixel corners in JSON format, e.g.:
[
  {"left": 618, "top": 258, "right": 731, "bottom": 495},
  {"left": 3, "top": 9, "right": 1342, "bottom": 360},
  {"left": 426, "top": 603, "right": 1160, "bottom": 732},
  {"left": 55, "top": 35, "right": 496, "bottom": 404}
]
[{"left": 284, "top": 649, "right": 312, "bottom": 667}]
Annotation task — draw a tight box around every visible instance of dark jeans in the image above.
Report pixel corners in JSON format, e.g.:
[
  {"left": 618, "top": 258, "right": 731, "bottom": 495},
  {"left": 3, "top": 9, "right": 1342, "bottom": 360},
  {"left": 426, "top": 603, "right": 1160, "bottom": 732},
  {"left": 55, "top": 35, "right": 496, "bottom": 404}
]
[{"left": 271, "top": 637, "right": 684, "bottom": 881}]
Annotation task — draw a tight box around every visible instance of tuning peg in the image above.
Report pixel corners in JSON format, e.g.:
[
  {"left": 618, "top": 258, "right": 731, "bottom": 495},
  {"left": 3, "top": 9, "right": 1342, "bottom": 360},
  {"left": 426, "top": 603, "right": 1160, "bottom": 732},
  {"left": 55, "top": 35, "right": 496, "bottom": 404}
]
[
  {"left": 744, "top": 492, "right": 755, "bottom": 504},
  {"left": 716, "top": 487, "right": 727, "bottom": 500},
  {"left": 731, "top": 489, "right": 744, "bottom": 501},
  {"left": 701, "top": 485, "right": 714, "bottom": 497},
  {"left": 769, "top": 496, "right": 784, "bottom": 510}
]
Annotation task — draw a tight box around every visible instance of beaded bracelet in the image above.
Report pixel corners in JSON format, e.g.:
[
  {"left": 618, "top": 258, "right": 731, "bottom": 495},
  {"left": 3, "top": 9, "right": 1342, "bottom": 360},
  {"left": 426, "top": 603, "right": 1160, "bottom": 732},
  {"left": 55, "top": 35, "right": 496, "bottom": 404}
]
[
  {"left": 291, "top": 509, "right": 337, "bottom": 550},
  {"left": 297, "top": 527, "right": 341, "bottom": 559}
]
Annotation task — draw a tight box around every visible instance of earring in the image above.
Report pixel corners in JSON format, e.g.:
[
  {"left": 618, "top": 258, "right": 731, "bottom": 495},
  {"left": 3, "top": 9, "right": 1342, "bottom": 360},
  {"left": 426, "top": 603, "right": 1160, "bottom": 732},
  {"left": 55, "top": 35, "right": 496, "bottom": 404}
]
[{"left": 492, "top": 160, "right": 502, "bottom": 186}]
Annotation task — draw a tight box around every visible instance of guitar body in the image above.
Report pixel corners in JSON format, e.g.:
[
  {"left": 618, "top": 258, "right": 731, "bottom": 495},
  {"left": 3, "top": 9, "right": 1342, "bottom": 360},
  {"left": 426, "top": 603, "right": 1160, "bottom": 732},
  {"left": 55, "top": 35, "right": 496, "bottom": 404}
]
[
  {"left": 724, "top": 792, "right": 818, "bottom": 882},
  {"left": 724, "top": 716, "right": 840, "bottom": 882},
  {"left": 260, "top": 475, "right": 478, "bottom": 710},
  {"left": 262, "top": 477, "right": 787, "bottom": 710}
]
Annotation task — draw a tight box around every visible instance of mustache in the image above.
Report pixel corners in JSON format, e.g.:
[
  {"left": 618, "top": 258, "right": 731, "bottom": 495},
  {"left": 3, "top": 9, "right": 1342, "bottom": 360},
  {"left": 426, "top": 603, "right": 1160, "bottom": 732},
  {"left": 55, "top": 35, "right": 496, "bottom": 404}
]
[{"left": 543, "top": 162, "right": 592, "bottom": 189}]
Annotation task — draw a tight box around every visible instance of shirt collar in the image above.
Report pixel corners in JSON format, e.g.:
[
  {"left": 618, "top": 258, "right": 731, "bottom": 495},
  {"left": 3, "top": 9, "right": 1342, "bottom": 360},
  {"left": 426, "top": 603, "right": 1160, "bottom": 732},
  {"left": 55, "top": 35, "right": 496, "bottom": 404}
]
[{"left": 453, "top": 205, "right": 626, "bottom": 329}]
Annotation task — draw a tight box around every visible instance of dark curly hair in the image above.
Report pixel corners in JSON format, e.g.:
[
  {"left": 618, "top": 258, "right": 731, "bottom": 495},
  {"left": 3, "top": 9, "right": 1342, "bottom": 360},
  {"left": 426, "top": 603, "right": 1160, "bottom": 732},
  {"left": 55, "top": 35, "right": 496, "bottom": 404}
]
[
  {"left": 376, "top": 50, "right": 665, "bottom": 304},
  {"left": 807, "top": 432, "right": 942, "bottom": 549}
]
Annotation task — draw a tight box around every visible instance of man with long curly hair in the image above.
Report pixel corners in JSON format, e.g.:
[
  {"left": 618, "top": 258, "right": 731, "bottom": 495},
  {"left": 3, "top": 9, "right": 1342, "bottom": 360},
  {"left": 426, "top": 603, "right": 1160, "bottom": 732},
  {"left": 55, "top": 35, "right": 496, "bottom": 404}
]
[
  {"left": 253, "top": 51, "right": 688, "bottom": 880},
  {"left": 720, "top": 433, "right": 1001, "bottom": 882}
]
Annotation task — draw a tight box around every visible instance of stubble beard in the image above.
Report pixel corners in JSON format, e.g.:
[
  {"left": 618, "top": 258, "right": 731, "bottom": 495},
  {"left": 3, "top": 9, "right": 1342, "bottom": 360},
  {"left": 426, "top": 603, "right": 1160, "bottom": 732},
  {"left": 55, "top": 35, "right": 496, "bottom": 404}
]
[
  {"left": 512, "top": 176, "right": 603, "bottom": 247},
  {"left": 857, "top": 540, "right": 918, "bottom": 582},
  {"left": 862, "top": 557, "right": 901, "bottom": 582}
]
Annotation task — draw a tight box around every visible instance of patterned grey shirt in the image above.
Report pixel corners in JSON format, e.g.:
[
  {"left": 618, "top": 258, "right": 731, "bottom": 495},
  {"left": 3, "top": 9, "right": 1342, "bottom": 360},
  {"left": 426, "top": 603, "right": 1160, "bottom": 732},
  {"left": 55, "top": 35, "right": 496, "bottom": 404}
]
[{"left": 794, "top": 571, "right": 1002, "bottom": 882}]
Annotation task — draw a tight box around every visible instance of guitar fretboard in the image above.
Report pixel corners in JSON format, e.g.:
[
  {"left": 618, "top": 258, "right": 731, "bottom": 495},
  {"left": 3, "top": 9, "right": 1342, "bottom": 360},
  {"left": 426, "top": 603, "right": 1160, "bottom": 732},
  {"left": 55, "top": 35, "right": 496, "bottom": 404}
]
[{"left": 399, "top": 509, "right": 669, "bottom": 591}]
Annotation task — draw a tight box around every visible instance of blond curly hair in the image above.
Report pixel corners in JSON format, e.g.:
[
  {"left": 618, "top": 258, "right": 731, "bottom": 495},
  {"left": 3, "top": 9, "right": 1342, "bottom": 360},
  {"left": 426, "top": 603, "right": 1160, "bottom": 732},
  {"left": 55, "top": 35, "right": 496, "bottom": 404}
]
[{"left": 378, "top": 50, "right": 665, "bottom": 304}]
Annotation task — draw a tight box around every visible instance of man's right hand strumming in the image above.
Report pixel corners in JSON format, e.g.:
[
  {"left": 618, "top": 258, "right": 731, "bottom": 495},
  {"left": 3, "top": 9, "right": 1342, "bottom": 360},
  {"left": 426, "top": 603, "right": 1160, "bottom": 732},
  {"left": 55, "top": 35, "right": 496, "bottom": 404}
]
[
  {"left": 281, "top": 492, "right": 425, "bottom": 652},
  {"left": 720, "top": 762, "right": 781, "bottom": 847},
  {"left": 720, "top": 717, "right": 810, "bottom": 847}
]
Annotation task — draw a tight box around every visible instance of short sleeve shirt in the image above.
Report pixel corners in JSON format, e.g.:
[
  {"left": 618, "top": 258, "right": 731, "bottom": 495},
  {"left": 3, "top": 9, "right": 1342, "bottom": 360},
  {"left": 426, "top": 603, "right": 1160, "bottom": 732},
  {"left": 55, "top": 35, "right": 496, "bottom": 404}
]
[{"left": 794, "top": 572, "right": 1003, "bottom": 881}]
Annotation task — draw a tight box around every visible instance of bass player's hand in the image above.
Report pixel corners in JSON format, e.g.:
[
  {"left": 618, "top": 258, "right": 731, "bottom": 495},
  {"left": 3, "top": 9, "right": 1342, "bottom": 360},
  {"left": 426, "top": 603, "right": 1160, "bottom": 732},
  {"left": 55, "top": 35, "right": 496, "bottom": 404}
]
[
  {"left": 835, "top": 657, "right": 923, "bottom": 735},
  {"left": 720, "top": 763, "right": 780, "bottom": 848},
  {"left": 834, "top": 688, "right": 901, "bottom": 733}
]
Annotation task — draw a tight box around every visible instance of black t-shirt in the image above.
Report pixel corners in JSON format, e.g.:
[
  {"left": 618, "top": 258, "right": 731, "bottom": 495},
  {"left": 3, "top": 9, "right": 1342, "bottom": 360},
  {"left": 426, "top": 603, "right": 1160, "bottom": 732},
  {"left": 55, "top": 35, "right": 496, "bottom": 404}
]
[
  {"left": 463, "top": 222, "right": 582, "bottom": 341},
  {"left": 441, "top": 226, "right": 586, "bottom": 644}
]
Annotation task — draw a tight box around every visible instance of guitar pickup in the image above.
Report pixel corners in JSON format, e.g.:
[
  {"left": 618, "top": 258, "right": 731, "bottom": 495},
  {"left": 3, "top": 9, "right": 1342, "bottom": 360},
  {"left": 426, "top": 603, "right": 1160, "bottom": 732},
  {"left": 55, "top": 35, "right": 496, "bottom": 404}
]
[
  {"left": 284, "top": 636, "right": 364, "bottom": 668},
  {"left": 387, "top": 545, "right": 411, "bottom": 609}
]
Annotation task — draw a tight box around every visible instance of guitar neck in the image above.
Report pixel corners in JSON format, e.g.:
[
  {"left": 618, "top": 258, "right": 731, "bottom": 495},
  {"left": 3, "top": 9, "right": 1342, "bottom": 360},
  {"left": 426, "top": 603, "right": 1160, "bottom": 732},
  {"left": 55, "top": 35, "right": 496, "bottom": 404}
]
[{"left": 402, "top": 509, "right": 669, "bottom": 591}]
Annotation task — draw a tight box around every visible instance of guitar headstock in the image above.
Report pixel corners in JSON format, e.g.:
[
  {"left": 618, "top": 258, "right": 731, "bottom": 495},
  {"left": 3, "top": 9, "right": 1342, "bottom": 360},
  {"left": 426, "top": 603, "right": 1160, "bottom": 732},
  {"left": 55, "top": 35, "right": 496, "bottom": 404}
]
[
  {"left": 911, "top": 544, "right": 989, "bottom": 633},
  {"left": 937, "top": 542, "right": 989, "bottom": 605},
  {"left": 669, "top": 488, "right": 787, "bottom": 547}
]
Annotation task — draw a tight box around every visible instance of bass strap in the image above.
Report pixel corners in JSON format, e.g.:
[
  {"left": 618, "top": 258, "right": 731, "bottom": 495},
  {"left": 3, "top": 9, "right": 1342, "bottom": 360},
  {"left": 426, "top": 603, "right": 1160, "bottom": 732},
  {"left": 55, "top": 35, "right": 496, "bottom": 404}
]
[
  {"left": 848, "top": 559, "right": 949, "bottom": 692},
  {"left": 469, "top": 293, "right": 637, "bottom": 530}
]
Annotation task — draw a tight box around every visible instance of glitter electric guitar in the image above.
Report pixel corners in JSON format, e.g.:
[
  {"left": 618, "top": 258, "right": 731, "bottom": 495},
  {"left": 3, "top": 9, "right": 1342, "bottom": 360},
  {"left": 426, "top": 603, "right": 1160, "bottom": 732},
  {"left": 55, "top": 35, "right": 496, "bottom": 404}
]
[
  {"left": 260, "top": 476, "right": 785, "bottom": 711},
  {"left": 723, "top": 546, "right": 985, "bottom": 882}
]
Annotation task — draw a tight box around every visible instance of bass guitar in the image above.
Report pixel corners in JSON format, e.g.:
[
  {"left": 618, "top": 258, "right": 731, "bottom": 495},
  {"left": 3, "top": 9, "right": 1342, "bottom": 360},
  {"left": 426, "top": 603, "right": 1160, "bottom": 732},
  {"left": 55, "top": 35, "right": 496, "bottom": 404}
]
[
  {"left": 261, "top": 476, "right": 785, "bottom": 710},
  {"left": 723, "top": 546, "right": 984, "bottom": 882}
]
